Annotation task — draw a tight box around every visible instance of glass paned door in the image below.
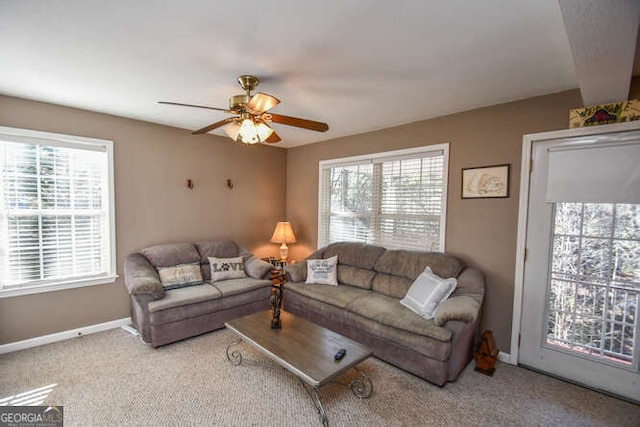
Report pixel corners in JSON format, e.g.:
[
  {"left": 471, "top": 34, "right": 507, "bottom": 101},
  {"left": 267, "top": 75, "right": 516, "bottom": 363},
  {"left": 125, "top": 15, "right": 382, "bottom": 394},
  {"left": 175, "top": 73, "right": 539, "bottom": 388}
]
[
  {"left": 518, "top": 126, "right": 640, "bottom": 403},
  {"left": 547, "top": 202, "right": 639, "bottom": 368}
]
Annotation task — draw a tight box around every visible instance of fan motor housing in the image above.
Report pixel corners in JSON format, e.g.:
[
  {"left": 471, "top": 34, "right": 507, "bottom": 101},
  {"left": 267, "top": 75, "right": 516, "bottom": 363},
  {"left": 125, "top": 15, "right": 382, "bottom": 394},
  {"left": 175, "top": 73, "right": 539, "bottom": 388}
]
[{"left": 229, "top": 94, "right": 249, "bottom": 110}]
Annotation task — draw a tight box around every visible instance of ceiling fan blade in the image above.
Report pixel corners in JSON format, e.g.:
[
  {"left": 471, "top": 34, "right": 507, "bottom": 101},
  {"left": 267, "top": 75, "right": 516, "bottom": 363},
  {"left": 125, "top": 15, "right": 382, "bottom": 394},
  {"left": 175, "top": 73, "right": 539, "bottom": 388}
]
[
  {"left": 246, "top": 92, "right": 280, "bottom": 114},
  {"left": 192, "top": 117, "right": 237, "bottom": 135},
  {"left": 264, "top": 130, "right": 281, "bottom": 143},
  {"left": 159, "top": 101, "right": 234, "bottom": 114},
  {"left": 267, "top": 113, "right": 329, "bottom": 132}
]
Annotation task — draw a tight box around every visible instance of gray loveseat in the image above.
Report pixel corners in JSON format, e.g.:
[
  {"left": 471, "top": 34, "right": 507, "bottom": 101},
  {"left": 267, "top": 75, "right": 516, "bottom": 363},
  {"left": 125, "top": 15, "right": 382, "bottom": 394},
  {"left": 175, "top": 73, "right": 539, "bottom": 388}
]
[
  {"left": 124, "top": 239, "right": 273, "bottom": 347},
  {"left": 284, "top": 242, "right": 485, "bottom": 386}
]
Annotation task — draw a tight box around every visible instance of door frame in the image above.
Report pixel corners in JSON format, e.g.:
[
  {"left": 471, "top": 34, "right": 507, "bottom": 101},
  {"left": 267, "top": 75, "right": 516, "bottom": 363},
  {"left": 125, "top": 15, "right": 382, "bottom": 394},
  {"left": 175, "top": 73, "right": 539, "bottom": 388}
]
[{"left": 510, "top": 120, "right": 640, "bottom": 364}]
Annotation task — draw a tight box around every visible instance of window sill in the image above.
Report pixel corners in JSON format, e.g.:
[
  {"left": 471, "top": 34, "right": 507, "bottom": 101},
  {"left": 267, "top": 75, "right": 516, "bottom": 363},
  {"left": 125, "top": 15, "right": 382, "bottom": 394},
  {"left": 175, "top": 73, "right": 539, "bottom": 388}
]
[{"left": 0, "top": 275, "right": 119, "bottom": 298}]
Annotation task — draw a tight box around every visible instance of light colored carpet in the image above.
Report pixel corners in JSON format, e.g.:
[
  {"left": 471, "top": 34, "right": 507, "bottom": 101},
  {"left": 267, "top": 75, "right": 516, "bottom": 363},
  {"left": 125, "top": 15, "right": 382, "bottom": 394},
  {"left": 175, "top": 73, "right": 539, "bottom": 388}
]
[{"left": 1, "top": 327, "right": 639, "bottom": 426}]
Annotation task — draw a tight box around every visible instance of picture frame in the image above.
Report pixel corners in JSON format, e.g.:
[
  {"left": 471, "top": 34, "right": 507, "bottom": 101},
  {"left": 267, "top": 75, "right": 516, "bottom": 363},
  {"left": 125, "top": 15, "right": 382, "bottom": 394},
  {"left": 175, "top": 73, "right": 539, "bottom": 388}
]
[{"left": 461, "top": 164, "right": 510, "bottom": 199}]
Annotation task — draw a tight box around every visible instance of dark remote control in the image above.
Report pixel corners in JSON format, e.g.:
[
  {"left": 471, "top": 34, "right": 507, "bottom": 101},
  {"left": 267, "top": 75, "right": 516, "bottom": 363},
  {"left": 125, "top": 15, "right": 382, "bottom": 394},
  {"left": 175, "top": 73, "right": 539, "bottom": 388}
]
[{"left": 334, "top": 348, "right": 346, "bottom": 361}]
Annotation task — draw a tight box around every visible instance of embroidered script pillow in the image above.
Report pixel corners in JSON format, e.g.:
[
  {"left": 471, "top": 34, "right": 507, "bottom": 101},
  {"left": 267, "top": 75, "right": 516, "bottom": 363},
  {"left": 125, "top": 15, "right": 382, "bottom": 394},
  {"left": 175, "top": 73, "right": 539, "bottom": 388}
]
[
  {"left": 157, "top": 262, "right": 203, "bottom": 290},
  {"left": 400, "top": 266, "right": 457, "bottom": 320},
  {"left": 209, "top": 256, "right": 246, "bottom": 282},
  {"left": 306, "top": 255, "right": 338, "bottom": 286}
]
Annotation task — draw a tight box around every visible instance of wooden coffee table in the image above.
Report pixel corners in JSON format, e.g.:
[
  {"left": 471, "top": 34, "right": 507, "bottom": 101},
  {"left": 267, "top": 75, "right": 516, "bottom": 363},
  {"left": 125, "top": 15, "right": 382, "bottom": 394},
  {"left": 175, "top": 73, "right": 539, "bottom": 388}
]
[{"left": 225, "top": 310, "right": 373, "bottom": 425}]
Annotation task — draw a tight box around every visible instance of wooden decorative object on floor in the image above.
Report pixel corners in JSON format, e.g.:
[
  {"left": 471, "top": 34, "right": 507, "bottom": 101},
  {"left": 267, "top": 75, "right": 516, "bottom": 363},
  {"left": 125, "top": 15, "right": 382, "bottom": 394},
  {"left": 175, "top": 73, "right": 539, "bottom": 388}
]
[{"left": 473, "top": 330, "right": 499, "bottom": 376}]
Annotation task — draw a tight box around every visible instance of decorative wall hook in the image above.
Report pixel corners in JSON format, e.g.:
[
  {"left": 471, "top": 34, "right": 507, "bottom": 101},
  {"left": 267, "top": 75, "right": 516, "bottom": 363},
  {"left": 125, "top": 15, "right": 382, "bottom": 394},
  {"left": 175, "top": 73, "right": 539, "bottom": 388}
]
[
  {"left": 226, "top": 179, "right": 234, "bottom": 190},
  {"left": 187, "top": 179, "right": 194, "bottom": 189}
]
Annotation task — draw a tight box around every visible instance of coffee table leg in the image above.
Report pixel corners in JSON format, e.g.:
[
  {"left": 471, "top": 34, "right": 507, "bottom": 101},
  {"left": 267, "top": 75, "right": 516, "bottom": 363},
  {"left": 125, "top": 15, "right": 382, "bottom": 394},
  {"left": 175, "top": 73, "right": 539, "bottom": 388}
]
[
  {"left": 350, "top": 367, "right": 373, "bottom": 399},
  {"left": 225, "top": 338, "right": 243, "bottom": 366},
  {"left": 299, "top": 379, "right": 328, "bottom": 426}
]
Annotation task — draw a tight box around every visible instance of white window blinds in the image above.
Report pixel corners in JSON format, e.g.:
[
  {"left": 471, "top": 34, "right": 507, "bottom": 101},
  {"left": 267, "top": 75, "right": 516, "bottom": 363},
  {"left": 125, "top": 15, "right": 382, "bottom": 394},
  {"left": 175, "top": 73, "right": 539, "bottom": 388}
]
[
  {"left": 0, "top": 127, "right": 116, "bottom": 295},
  {"left": 319, "top": 145, "right": 448, "bottom": 251}
]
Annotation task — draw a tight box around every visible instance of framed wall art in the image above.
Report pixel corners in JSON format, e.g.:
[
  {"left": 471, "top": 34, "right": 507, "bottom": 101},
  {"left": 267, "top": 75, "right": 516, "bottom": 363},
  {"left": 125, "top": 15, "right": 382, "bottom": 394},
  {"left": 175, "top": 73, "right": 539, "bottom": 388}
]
[{"left": 461, "top": 164, "right": 510, "bottom": 199}]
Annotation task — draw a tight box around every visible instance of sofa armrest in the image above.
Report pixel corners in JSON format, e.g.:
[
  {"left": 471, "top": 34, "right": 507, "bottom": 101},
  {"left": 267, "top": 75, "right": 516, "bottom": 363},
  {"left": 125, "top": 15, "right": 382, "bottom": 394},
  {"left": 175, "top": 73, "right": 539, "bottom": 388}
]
[
  {"left": 124, "top": 253, "right": 165, "bottom": 299},
  {"left": 284, "top": 246, "right": 328, "bottom": 282},
  {"left": 433, "top": 295, "right": 481, "bottom": 326},
  {"left": 433, "top": 267, "right": 485, "bottom": 327}
]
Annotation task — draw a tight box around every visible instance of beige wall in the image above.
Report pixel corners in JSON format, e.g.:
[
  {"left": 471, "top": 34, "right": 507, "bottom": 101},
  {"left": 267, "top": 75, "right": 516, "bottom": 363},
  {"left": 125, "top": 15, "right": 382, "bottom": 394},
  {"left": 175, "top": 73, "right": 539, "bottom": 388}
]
[
  {"left": 0, "top": 95, "right": 287, "bottom": 344},
  {"left": 286, "top": 89, "right": 584, "bottom": 353}
]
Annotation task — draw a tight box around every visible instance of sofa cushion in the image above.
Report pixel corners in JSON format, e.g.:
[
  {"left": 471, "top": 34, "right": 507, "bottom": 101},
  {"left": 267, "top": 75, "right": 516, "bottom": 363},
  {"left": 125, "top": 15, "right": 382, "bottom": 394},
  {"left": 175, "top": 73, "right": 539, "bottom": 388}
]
[
  {"left": 243, "top": 256, "right": 272, "bottom": 279},
  {"left": 211, "top": 277, "right": 271, "bottom": 298},
  {"left": 142, "top": 242, "right": 201, "bottom": 268},
  {"left": 306, "top": 256, "right": 338, "bottom": 286},
  {"left": 400, "top": 267, "right": 457, "bottom": 320},
  {"left": 371, "top": 274, "right": 413, "bottom": 299},
  {"left": 337, "top": 265, "right": 377, "bottom": 290},
  {"left": 323, "top": 242, "right": 386, "bottom": 269},
  {"left": 345, "top": 292, "right": 452, "bottom": 342},
  {"left": 196, "top": 240, "right": 241, "bottom": 280},
  {"left": 285, "top": 281, "right": 370, "bottom": 309},
  {"left": 195, "top": 239, "right": 240, "bottom": 262},
  {"left": 372, "top": 250, "right": 465, "bottom": 298},
  {"left": 149, "top": 287, "right": 271, "bottom": 326},
  {"left": 209, "top": 256, "right": 246, "bottom": 282},
  {"left": 285, "top": 293, "right": 452, "bottom": 361},
  {"left": 148, "top": 283, "right": 222, "bottom": 312},
  {"left": 157, "top": 262, "right": 204, "bottom": 290},
  {"left": 374, "top": 250, "right": 465, "bottom": 280}
]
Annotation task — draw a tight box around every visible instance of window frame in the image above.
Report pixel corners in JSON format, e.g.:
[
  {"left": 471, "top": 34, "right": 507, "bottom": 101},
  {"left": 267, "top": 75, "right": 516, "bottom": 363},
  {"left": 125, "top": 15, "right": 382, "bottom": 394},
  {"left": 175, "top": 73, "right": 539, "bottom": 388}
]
[
  {"left": 318, "top": 143, "right": 449, "bottom": 251},
  {"left": 0, "top": 126, "right": 117, "bottom": 298}
]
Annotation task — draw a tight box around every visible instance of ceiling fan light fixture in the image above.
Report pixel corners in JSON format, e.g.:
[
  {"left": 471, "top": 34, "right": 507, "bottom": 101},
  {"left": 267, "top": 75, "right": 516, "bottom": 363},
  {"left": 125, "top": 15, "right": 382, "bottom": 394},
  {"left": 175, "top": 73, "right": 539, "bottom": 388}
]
[
  {"left": 239, "top": 118, "right": 259, "bottom": 144},
  {"left": 256, "top": 122, "right": 274, "bottom": 141},
  {"left": 224, "top": 121, "right": 241, "bottom": 141},
  {"left": 160, "top": 75, "right": 329, "bottom": 144}
]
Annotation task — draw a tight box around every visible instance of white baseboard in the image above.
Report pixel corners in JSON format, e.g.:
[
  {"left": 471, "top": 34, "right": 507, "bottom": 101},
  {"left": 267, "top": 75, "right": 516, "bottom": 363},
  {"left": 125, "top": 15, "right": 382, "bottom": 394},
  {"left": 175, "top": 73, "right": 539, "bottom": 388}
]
[
  {"left": 0, "top": 317, "right": 132, "bottom": 355},
  {"left": 498, "top": 351, "right": 514, "bottom": 365}
]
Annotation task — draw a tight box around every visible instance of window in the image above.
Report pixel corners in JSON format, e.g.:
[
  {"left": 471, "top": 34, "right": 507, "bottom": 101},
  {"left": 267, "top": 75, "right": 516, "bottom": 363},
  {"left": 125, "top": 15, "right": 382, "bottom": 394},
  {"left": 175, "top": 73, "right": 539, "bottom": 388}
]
[
  {"left": 0, "top": 126, "right": 116, "bottom": 297},
  {"left": 547, "top": 202, "right": 639, "bottom": 367},
  {"left": 318, "top": 144, "right": 448, "bottom": 251}
]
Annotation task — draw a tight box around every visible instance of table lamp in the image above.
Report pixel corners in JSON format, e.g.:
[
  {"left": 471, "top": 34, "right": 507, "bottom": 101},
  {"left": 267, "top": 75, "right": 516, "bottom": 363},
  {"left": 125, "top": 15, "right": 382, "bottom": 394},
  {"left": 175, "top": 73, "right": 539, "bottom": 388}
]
[{"left": 270, "top": 221, "right": 296, "bottom": 261}]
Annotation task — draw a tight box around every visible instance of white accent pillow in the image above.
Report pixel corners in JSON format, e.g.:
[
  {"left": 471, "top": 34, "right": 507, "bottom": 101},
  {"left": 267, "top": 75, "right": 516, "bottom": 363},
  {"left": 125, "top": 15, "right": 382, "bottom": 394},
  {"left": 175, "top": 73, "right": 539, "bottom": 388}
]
[
  {"left": 209, "top": 257, "right": 246, "bottom": 282},
  {"left": 157, "top": 262, "right": 203, "bottom": 290},
  {"left": 400, "top": 267, "right": 457, "bottom": 320},
  {"left": 306, "top": 255, "right": 338, "bottom": 286}
]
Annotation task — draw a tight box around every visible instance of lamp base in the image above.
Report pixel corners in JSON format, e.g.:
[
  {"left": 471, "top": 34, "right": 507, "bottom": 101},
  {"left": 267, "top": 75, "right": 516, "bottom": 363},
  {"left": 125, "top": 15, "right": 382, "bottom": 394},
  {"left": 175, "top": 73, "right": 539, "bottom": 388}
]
[{"left": 279, "top": 243, "right": 289, "bottom": 262}]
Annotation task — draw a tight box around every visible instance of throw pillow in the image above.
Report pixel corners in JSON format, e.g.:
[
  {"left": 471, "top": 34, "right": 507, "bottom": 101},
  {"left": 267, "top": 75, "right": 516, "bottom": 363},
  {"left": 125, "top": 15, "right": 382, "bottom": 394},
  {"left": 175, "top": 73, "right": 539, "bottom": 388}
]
[
  {"left": 306, "top": 255, "right": 338, "bottom": 286},
  {"left": 400, "top": 267, "right": 457, "bottom": 320},
  {"left": 209, "top": 256, "right": 246, "bottom": 282},
  {"left": 157, "top": 262, "right": 203, "bottom": 290}
]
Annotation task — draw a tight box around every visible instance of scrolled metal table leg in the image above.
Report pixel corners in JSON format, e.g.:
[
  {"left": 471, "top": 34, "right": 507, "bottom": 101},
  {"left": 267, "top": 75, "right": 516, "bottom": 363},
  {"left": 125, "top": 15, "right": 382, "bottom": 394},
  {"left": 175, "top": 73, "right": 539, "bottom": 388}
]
[
  {"left": 349, "top": 367, "right": 373, "bottom": 399},
  {"left": 225, "top": 338, "right": 243, "bottom": 366},
  {"left": 299, "top": 379, "right": 328, "bottom": 426}
]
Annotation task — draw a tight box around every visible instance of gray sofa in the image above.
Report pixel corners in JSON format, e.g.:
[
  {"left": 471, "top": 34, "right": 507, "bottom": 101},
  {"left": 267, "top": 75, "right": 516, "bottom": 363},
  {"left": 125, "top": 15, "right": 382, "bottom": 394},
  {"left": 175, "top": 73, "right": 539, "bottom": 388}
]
[
  {"left": 124, "top": 239, "right": 273, "bottom": 347},
  {"left": 284, "top": 242, "right": 485, "bottom": 386}
]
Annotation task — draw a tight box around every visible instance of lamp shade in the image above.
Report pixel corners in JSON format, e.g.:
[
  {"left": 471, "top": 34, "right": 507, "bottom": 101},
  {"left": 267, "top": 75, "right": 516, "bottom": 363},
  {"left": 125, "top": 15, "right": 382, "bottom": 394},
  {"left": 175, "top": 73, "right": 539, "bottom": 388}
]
[
  {"left": 270, "top": 222, "right": 296, "bottom": 244},
  {"left": 224, "top": 121, "right": 241, "bottom": 141},
  {"left": 238, "top": 118, "right": 259, "bottom": 144}
]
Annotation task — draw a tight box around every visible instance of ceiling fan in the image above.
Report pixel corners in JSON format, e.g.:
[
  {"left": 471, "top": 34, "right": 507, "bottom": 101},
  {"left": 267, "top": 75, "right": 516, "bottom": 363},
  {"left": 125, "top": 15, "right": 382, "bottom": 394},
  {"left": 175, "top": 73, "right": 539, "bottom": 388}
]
[{"left": 159, "top": 75, "right": 329, "bottom": 144}]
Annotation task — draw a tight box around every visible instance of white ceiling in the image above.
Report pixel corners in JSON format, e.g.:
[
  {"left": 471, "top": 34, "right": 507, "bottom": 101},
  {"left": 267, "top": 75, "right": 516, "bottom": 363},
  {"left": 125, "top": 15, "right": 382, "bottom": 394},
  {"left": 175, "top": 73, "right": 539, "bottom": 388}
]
[{"left": 0, "top": 0, "right": 638, "bottom": 148}]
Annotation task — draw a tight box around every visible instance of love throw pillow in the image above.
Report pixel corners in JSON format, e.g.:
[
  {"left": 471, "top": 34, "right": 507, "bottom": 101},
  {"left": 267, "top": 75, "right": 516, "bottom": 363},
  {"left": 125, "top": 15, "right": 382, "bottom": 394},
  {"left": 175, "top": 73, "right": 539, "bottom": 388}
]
[
  {"left": 306, "top": 255, "right": 338, "bottom": 286},
  {"left": 209, "top": 256, "right": 246, "bottom": 282},
  {"left": 400, "top": 266, "right": 457, "bottom": 320}
]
